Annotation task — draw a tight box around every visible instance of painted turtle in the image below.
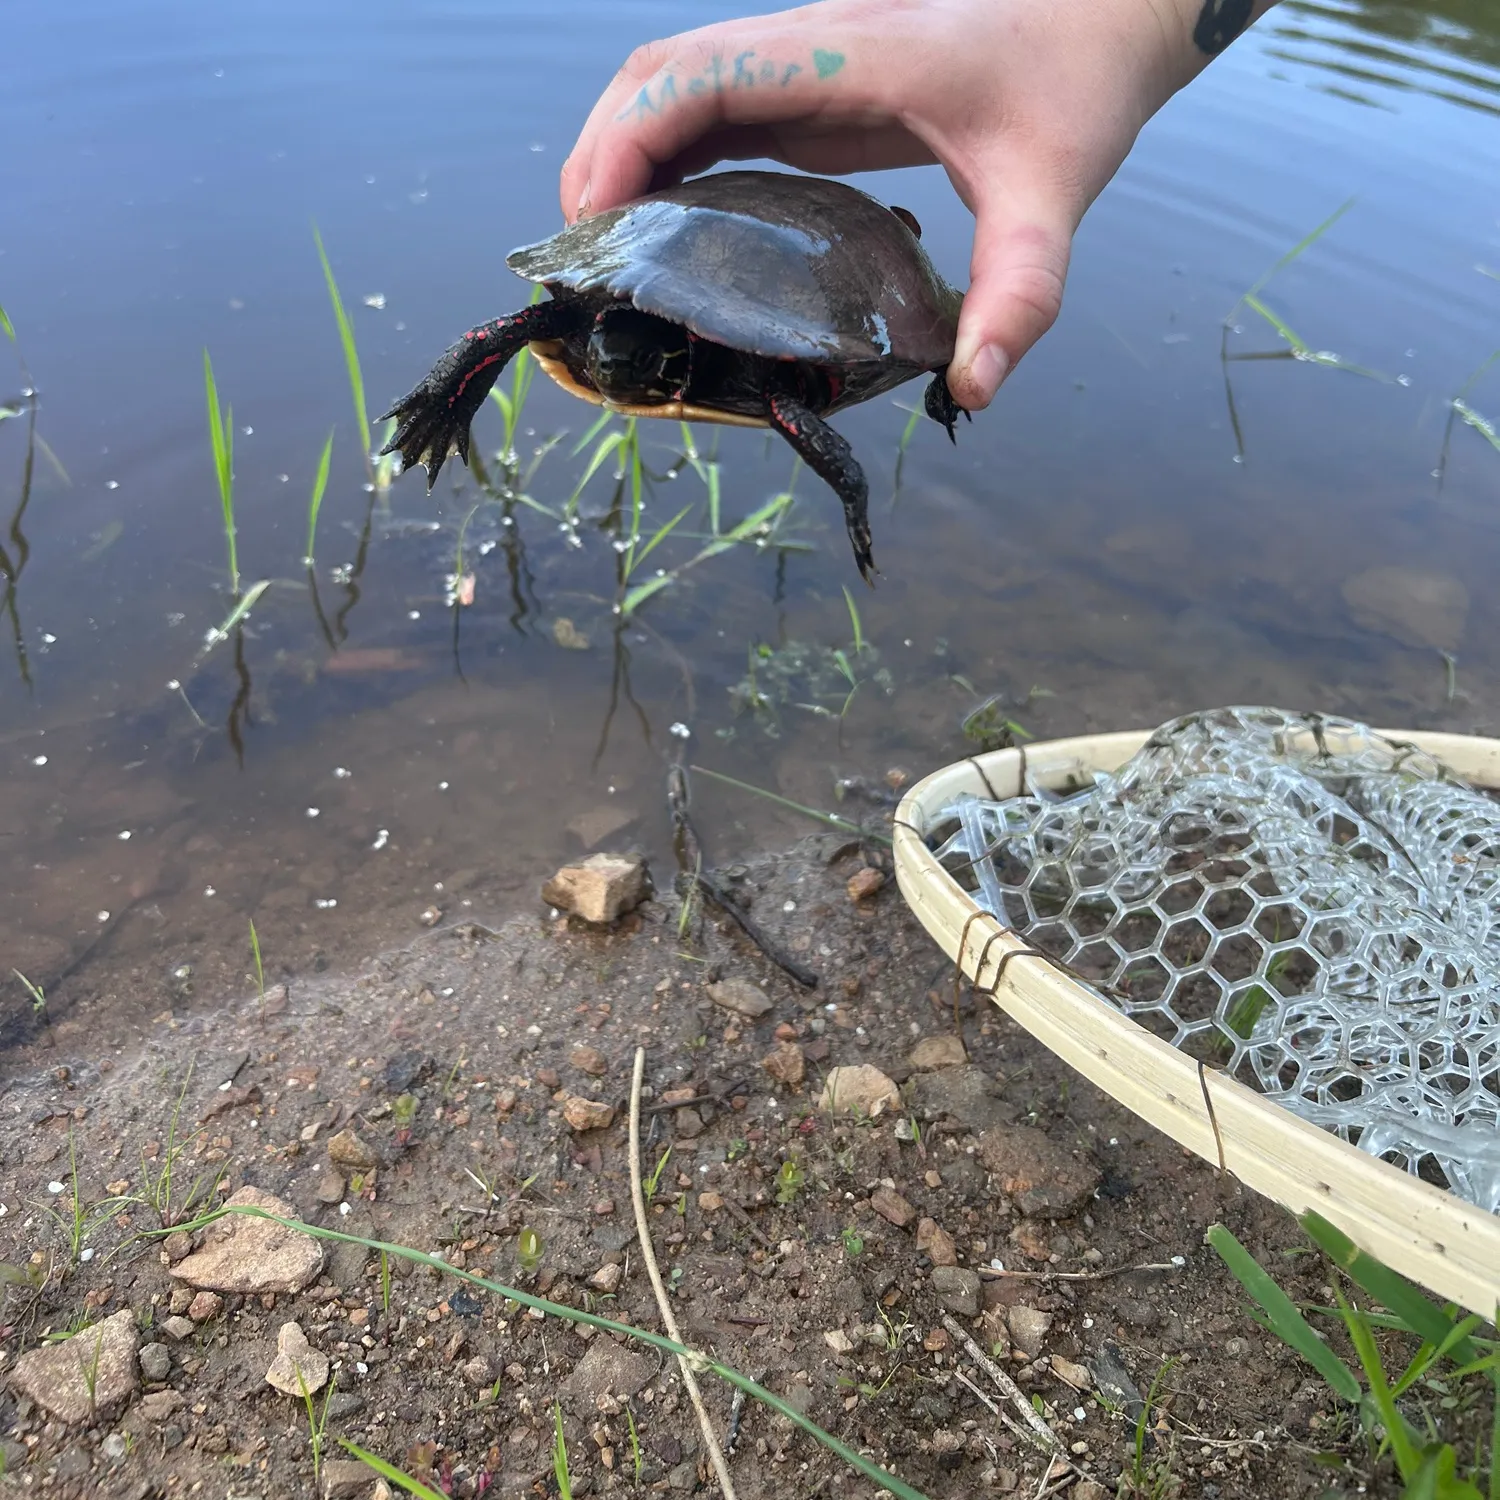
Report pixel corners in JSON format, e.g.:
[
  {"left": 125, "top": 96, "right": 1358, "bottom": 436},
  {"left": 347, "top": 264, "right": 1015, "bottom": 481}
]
[{"left": 379, "top": 170, "right": 967, "bottom": 581}]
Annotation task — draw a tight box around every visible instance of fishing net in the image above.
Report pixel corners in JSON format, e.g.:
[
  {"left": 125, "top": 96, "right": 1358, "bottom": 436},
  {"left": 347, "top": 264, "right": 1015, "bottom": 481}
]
[{"left": 931, "top": 706, "right": 1500, "bottom": 1213}]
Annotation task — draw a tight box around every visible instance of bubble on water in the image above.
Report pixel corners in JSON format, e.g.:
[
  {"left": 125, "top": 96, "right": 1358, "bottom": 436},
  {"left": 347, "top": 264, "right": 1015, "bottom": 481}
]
[
  {"left": 437, "top": 781, "right": 449, "bottom": 791},
  {"left": 97, "top": 910, "right": 110, "bottom": 923},
  {"left": 241, "top": 425, "right": 253, "bottom": 436},
  {"left": 118, "top": 831, "right": 131, "bottom": 841},
  {"left": 371, "top": 829, "right": 389, "bottom": 851},
  {"left": 166, "top": 679, "right": 181, "bottom": 691},
  {"left": 105, "top": 479, "right": 119, "bottom": 490},
  {"left": 315, "top": 898, "right": 338, "bottom": 909},
  {"left": 32, "top": 755, "right": 47, "bottom": 766},
  {"left": 306, "top": 808, "right": 320, "bottom": 818},
  {"left": 41, "top": 633, "right": 56, "bottom": 644},
  {"left": 408, "top": 610, "right": 420, "bottom": 620},
  {"left": 334, "top": 767, "right": 351, "bottom": 779},
  {"left": 204, "top": 885, "right": 217, "bottom": 897},
  {"left": 783, "top": 900, "right": 797, "bottom": 913},
  {"left": 669, "top": 722, "right": 690, "bottom": 739}
]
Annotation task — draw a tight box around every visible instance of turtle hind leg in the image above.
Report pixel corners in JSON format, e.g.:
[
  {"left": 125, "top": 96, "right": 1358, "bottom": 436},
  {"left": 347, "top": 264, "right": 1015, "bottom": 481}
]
[
  {"left": 379, "top": 300, "right": 581, "bottom": 490},
  {"left": 923, "top": 368, "right": 971, "bottom": 445},
  {"left": 766, "top": 390, "right": 876, "bottom": 585}
]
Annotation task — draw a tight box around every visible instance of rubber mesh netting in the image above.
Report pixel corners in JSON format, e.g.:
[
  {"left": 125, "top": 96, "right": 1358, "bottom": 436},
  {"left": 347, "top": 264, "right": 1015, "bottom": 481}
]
[{"left": 930, "top": 706, "right": 1500, "bottom": 1212}]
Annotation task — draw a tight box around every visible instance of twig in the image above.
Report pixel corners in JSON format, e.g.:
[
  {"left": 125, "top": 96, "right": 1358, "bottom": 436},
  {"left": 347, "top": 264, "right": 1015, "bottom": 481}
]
[
  {"left": 941, "top": 1313, "right": 1066, "bottom": 1461},
  {"left": 977, "top": 1259, "right": 1180, "bottom": 1282},
  {"left": 631, "top": 1048, "right": 738, "bottom": 1500},
  {"left": 721, "top": 1197, "right": 772, "bottom": 1250}
]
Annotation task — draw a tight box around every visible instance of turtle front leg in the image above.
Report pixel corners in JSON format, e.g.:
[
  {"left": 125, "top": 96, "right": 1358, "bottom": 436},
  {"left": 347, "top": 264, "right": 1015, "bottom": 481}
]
[
  {"left": 379, "top": 300, "right": 583, "bottom": 490},
  {"left": 923, "top": 368, "right": 972, "bottom": 445},
  {"left": 766, "top": 391, "right": 876, "bottom": 584}
]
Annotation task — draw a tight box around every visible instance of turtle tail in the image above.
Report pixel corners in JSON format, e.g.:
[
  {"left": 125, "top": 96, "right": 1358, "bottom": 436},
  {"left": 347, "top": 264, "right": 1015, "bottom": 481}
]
[{"left": 379, "top": 300, "right": 579, "bottom": 489}]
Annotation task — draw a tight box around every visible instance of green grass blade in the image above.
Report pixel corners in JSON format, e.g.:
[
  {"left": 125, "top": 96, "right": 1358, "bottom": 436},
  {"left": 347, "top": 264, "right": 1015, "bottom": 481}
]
[
  {"left": 1340, "top": 1294, "right": 1426, "bottom": 1480},
  {"left": 1242, "top": 294, "right": 1310, "bottom": 355},
  {"left": 304, "top": 429, "right": 334, "bottom": 565},
  {"left": 0, "top": 302, "right": 13, "bottom": 342},
  {"left": 313, "top": 225, "right": 370, "bottom": 460},
  {"left": 1300, "top": 1212, "right": 1480, "bottom": 1367},
  {"left": 1242, "top": 197, "right": 1356, "bottom": 304},
  {"left": 202, "top": 350, "right": 239, "bottom": 597},
  {"left": 553, "top": 1402, "right": 573, "bottom": 1500},
  {"left": 566, "top": 430, "right": 628, "bottom": 515},
  {"left": 338, "top": 1442, "right": 452, "bottom": 1500},
  {"left": 688, "top": 764, "right": 885, "bottom": 842},
  {"left": 1206, "top": 1224, "right": 1361, "bottom": 1402},
  {"left": 202, "top": 578, "right": 270, "bottom": 652},
  {"left": 1454, "top": 401, "right": 1500, "bottom": 455},
  {"left": 620, "top": 574, "right": 676, "bottom": 617},
  {"left": 842, "top": 585, "right": 865, "bottom": 652},
  {"left": 627, "top": 502, "right": 693, "bottom": 578},
  {"left": 570, "top": 408, "right": 616, "bottom": 458}
]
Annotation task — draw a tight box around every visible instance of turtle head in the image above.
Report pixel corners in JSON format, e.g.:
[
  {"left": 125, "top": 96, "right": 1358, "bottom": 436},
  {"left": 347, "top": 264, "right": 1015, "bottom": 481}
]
[{"left": 585, "top": 306, "right": 689, "bottom": 404}]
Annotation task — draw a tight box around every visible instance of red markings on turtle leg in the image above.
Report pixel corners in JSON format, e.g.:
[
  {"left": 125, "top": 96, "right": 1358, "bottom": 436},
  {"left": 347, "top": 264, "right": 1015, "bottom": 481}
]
[{"left": 451, "top": 351, "right": 506, "bottom": 407}]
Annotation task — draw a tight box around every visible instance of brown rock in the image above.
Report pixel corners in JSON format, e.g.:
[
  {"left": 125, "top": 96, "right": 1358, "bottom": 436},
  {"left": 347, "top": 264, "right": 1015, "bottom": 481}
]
[
  {"left": 930, "top": 1266, "right": 981, "bottom": 1317},
  {"left": 908, "top": 1034, "right": 967, "bottom": 1071},
  {"left": 1006, "top": 1305, "right": 1053, "bottom": 1358},
  {"left": 169, "top": 1186, "right": 324, "bottom": 1294},
  {"left": 463, "top": 1355, "right": 495, "bottom": 1388},
  {"left": 563, "top": 1096, "right": 615, "bottom": 1132},
  {"left": 977, "top": 1126, "right": 1100, "bottom": 1218},
  {"left": 320, "top": 1459, "right": 374, "bottom": 1499},
  {"left": 588, "top": 1263, "right": 623, "bottom": 1294},
  {"left": 265, "top": 1321, "right": 329, "bottom": 1396},
  {"left": 674, "top": 1107, "right": 704, "bottom": 1138},
  {"left": 570, "top": 1045, "right": 608, "bottom": 1076},
  {"left": 818, "top": 1064, "right": 899, "bottom": 1118},
  {"left": 161, "top": 1231, "right": 194, "bottom": 1263},
  {"left": 915, "top": 1218, "right": 958, "bottom": 1266},
  {"left": 138, "top": 1390, "right": 184, "bottom": 1422},
  {"left": 542, "top": 852, "right": 648, "bottom": 924},
  {"left": 760, "top": 1042, "right": 806, "bottom": 1086},
  {"left": 315, "top": 1170, "right": 346, "bottom": 1205},
  {"left": 923, "top": 1327, "right": 950, "bottom": 1352},
  {"left": 698, "top": 1191, "right": 724, "bottom": 1211},
  {"left": 870, "top": 1186, "right": 916, "bottom": 1228},
  {"left": 7, "top": 1309, "right": 138, "bottom": 1424},
  {"left": 707, "top": 978, "right": 773, "bottom": 1019},
  {"left": 846, "top": 867, "right": 885, "bottom": 902},
  {"left": 187, "top": 1291, "right": 223, "bottom": 1323},
  {"left": 1051, "top": 1356, "right": 1092, "bottom": 1391},
  {"left": 327, "top": 1128, "right": 378, "bottom": 1171},
  {"left": 158, "top": 1316, "right": 194, "bottom": 1341}
]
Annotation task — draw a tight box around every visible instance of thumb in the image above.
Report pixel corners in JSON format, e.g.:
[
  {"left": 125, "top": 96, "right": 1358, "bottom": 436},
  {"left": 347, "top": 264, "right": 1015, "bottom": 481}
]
[{"left": 947, "top": 192, "right": 1073, "bottom": 411}]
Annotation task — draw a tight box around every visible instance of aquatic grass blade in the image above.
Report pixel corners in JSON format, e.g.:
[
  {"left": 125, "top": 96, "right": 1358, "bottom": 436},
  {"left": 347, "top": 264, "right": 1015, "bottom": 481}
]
[
  {"left": 842, "top": 585, "right": 866, "bottom": 653},
  {"left": 1454, "top": 401, "right": 1500, "bottom": 456},
  {"left": 689, "top": 763, "right": 885, "bottom": 842},
  {"left": 626, "top": 502, "right": 692, "bottom": 578},
  {"left": 201, "top": 579, "right": 270, "bottom": 654},
  {"left": 620, "top": 573, "right": 675, "bottom": 617},
  {"left": 0, "top": 303, "right": 13, "bottom": 342},
  {"left": 552, "top": 1402, "right": 573, "bottom": 1500},
  {"left": 570, "top": 408, "right": 616, "bottom": 459},
  {"left": 304, "top": 429, "right": 335, "bottom": 565},
  {"left": 1206, "top": 1224, "right": 1361, "bottom": 1402},
  {"left": 202, "top": 350, "right": 239, "bottom": 597},
  {"left": 1241, "top": 196, "right": 1356, "bottom": 306},
  {"left": 566, "top": 430, "right": 628, "bottom": 517},
  {"left": 313, "top": 226, "right": 370, "bottom": 462}
]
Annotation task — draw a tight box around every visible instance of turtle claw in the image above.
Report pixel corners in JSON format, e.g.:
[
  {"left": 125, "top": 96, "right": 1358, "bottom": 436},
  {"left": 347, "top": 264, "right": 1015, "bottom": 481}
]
[
  {"left": 924, "top": 368, "right": 970, "bottom": 444},
  {"left": 379, "top": 381, "right": 469, "bottom": 490}
]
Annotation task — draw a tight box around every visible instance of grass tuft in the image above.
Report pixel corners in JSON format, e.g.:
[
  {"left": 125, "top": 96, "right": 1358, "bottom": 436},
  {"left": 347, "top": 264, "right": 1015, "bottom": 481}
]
[{"left": 202, "top": 350, "right": 239, "bottom": 597}]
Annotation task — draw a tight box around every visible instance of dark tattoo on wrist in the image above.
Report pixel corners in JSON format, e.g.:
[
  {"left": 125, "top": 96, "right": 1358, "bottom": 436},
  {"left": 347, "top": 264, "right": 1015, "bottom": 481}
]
[
  {"left": 1194, "top": 0, "right": 1254, "bottom": 54},
  {"left": 618, "top": 46, "right": 845, "bottom": 122}
]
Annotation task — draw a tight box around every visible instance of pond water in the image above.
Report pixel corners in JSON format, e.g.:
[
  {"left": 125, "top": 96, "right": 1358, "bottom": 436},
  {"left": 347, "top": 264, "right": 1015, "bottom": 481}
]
[{"left": 2, "top": 0, "right": 1499, "bottom": 1053}]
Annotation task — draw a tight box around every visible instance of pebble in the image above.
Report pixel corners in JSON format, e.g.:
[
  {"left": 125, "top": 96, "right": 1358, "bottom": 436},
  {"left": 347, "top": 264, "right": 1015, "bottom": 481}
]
[
  {"left": 760, "top": 1042, "right": 805, "bottom": 1086},
  {"left": 463, "top": 1355, "right": 495, "bottom": 1388},
  {"left": 915, "top": 1217, "right": 958, "bottom": 1267},
  {"left": 138, "top": 1390, "right": 184, "bottom": 1422},
  {"left": 818, "top": 1064, "right": 899, "bottom": 1118},
  {"left": 707, "top": 977, "right": 773, "bottom": 1019},
  {"left": 674, "top": 1107, "right": 704, "bottom": 1138},
  {"left": 870, "top": 1186, "right": 916, "bottom": 1228},
  {"left": 929, "top": 1266, "right": 981, "bottom": 1317},
  {"left": 588, "top": 1263, "right": 623, "bottom": 1294},
  {"left": 570, "top": 1044, "right": 608, "bottom": 1076},
  {"left": 321, "top": 1459, "right": 377, "bottom": 1498},
  {"left": 9, "top": 1309, "right": 140, "bottom": 1422},
  {"left": 846, "top": 867, "right": 885, "bottom": 902},
  {"left": 908, "top": 1034, "right": 967, "bottom": 1071},
  {"left": 823, "top": 1330, "right": 854, "bottom": 1354},
  {"left": 187, "top": 1291, "right": 223, "bottom": 1323},
  {"left": 316, "top": 1170, "right": 347, "bottom": 1205},
  {"left": 563, "top": 1096, "right": 616, "bottom": 1132},
  {"left": 159, "top": 1316, "right": 195, "bottom": 1341},
  {"left": 1006, "top": 1305, "right": 1053, "bottom": 1357},
  {"left": 170, "top": 1185, "right": 325, "bottom": 1293},
  {"left": 265, "top": 1320, "right": 330, "bottom": 1396},
  {"left": 161, "top": 1231, "right": 193, "bottom": 1263},
  {"left": 139, "top": 1342, "right": 171, "bottom": 1382},
  {"left": 1051, "top": 1355, "right": 1092, "bottom": 1390},
  {"left": 327, "top": 1128, "right": 378, "bottom": 1171},
  {"left": 541, "top": 852, "right": 649, "bottom": 924}
]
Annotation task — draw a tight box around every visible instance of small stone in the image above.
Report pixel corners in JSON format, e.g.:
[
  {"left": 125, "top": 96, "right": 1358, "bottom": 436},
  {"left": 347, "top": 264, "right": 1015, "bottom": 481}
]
[
  {"left": 977, "top": 1126, "right": 1101, "bottom": 1219},
  {"left": 552, "top": 617, "right": 591, "bottom": 651},
  {"left": 588, "top": 1263, "right": 623, "bottom": 1294},
  {"left": 187, "top": 1291, "right": 223, "bottom": 1323},
  {"left": 760, "top": 1042, "right": 805, "bottom": 1086},
  {"left": 674, "top": 1107, "right": 704, "bottom": 1138},
  {"left": 923, "top": 1328, "right": 950, "bottom": 1352},
  {"left": 563, "top": 1096, "right": 616, "bottom": 1132},
  {"left": 1072, "top": 1483, "right": 1108, "bottom": 1500},
  {"left": 707, "top": 977, "right": 773, "bottom": 1019},
  {"left": 325, "top": 1393, "right": 365, "bottom": 1420},
  {"left": 870, "top": 1187, "right": 916, "bottom": 1227},
  {"left": 9, "top": 1309, "right": 139, "bottom": 1423},
  {"left": 1006, "top": 1305, "right": 1053, "bottom": 1358},
  {"left": 316, "top": 1170, "right": 346, "bottom": 1205},
  {"left": 930, "top": 1267, "right": 981, "bottom": 1318},
  {"left": 463, "top": 1355, "right": 495, "bottom": 1388},
  {"left": 168, "top": 1288, "right": 194, "bottom": 1316},
  {"left": 327, "top": 1128, "right": 378, "bottom": 1171},
  {"left": 265, "top": 1321, "right": 329, "bottom": 1396},
  {"left": 909, "top": 1034, "right": 967, "bottom": 1071},
  {"left": 823, "top": 1330, "right": 854, "bottom": 1354},
  {"left": 138, "top": 1390, "right": 184, "bottom": 1421},
  {"left": 170, "top": 1186, "right": 324, "bottom": 1293},
  {"left": 565, "top": 1342, "right": 653, "bottom": 1407},
  {"left": 697, "top": 1192, "right": 724, "bottom": 1212},
  {"left": 536, "top": 1067, "right": 562, "bottom": 1088},
  {"left": 846, "top": 867, "right": 885, "bottom": 902},
  {"left": 570, "top": 1045, "right": 608, "bottom": 1076},
  {"left": 819, "top": 1064, "right": 899, "bottom": 1118},
  {"left": 138, "top": 1343, "right": 171, "bottom": 1383},
  {"left": 161, "top": 1231, "right": 193, "bottom": 1263},
  {"left": 915, "top": 1218, "right": 958, "bottom": 1267},
  {"left": 1051, "top": 1355, "right": 1092, "bottom": 1390},
  {"left": 419, "top": 906, "right": 443, "bottom": 927},
  {"left": 321, "top": 1459, "right": 376, "bottom": 1499},
  {"left": 542, "top": 852, "right": 648, "bottom": 924}
]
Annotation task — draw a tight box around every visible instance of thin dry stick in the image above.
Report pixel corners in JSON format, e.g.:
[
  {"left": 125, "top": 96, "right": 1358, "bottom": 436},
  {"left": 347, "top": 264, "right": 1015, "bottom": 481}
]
[
  {"left": 977, "top": 1259, "right": 1179, "bottom": 1282},
  {"left": 630, "top": 1048, "right": 738, "bottom": 1500},
  {"left": 940, "top": 1313, "right": 1066, "bottom": 1460}
]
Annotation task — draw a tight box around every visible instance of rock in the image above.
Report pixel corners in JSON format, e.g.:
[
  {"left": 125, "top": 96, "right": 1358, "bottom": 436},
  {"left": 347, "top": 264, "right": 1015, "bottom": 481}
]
[
  {"left": 187, "top": 1291, "right": 223, "bottom": 1323},
  {"left": 159, "top": 1316, "right": 194, "bottom": 1342},
  {"left": 463, "top": 1355, "right": 495, "bottom": 1388},
  {"left": 1073, "top": 1482, "right": 1109, "bottom": 1500},
  {"left": 1051, "top": 1356, "right": 1092, "bottom": 1391},
  {"left": 321, "top": 1459, "right": 375, "bottom": 1499},
  {"left": 325, "top": 1393, "right": 366, "bottom": 1420},
  {"left": 915, "top": 1218, "right": 958, "bottom": 1267},
  {"left": 909, "top": 1034, "right": 967, "bottom": 1071},
  {"left": 698, "top": 1191, "right": 724, "bottom": 1211},
  {"left": 542, "top": 853, "right": 649, "bottom": 925},
  {"left": 674, "top": 1107, "right": 704, "bottom": 1138},
  {"left": 265, "top": 1321, "right": 329, "bottom": 1397},
  {"left": 908, "top": 1064, "right": 1016, "bottom": 1131},
  {"left": 552, "top": 617, "right": 591, "bottom": 651},
  {"left": 384, "top": 1049, "right": 430, "bottom": 1093},
  {"left": 823, "top": 1330, "right": 854, "bottom": 1354},
  {"left": 760, "top": 1042, "right": 805, "bottom": 1086},
  {"left": 930, "top": 1267, "right": 981, "bottom": 1317},
  {"left": 870, "top": 1187, "right": 916, "bottom": 1227},
  {"left": 978, "top": 1307, "right": 1011, "bottom": 1356},
  {"left": 1342, "top": 565, "right": 1468, "bottom": 650},
  {"left": 1006, "top": 1305, "right": 1053, "bottom": 1358},
  {"left": 565, "top": 1341, "right": 653, "bottom": 1408},
  {"left": 563, "top": 1096, "right": 616, "bottom": 1132},
  {"left": 570, "top": 1045, "right": 608, "bottom": 1076},
  {"left": 138, "top": 1390, "right": 184, "bottom": 1422},
  {"left": 846, "top": 867, "right": 885, "bottom": 902},
  {"left": 819, "top": 1064, "right": 900, "bottom": 1118},
  {"left": 327, "top": 1128, "right": 378, "bottom": 1171},
  {"left": 316, "top": 1170, "right": 346, "bottom": 1205},
  {"left": 567, "top": 804, "right": 639, "bottom": 850},
  {"left": 161, "top": 1231, "right": 193, "bottom": 1263},
  {"left": 1115, "top": 1297, "right": 1159, "bottom": 1330},
  {"left": 169, "top": 1287, "right": 193, "bottom": 1315},
  {"left": 170, "top": 1187, "right": 324, "bottom": 1293},
  {"left": 977, "top": 1126, "right": 1100, "bottom": 1218},
  {"left": 8, "top": 1309, "right": 138, "bottom": 1423},
  {"left": 707, "top": 978, "right": 773, "bottom": 1019},
  {"left": 588, "top": 1263, "right": 623, "bottom": 1294},
  {"left": 138, "top": 1343, "right": 171, "bottom": 1383}
]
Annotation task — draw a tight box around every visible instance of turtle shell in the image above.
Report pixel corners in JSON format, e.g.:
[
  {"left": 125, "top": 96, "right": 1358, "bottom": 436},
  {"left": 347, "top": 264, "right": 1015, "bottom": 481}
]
[{"left": 505, "top": 171, "right": 962, "bottom": 371}]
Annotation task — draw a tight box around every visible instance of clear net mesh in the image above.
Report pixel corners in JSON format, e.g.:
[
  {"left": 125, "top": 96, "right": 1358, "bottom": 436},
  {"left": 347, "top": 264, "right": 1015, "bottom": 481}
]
[{"left": 930, "top": 706, "right": 1500, "bottom": 1213}]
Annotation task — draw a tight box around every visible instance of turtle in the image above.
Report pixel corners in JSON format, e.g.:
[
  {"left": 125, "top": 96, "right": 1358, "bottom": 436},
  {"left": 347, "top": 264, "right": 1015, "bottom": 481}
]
[{"left": 378, "top": 170, "right": 968, "bottom": 582}]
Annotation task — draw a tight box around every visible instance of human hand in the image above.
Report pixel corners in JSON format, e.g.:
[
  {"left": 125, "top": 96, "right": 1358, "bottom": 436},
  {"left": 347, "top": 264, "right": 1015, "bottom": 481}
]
[{"left": 561, "top": 0, "right": 1269, "bottom": 410}]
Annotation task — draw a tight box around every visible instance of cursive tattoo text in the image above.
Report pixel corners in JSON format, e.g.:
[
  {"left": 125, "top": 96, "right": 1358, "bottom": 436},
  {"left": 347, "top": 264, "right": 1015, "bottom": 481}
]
[{"left": 618, "top": 47, "right": 846, "bottom": 121}]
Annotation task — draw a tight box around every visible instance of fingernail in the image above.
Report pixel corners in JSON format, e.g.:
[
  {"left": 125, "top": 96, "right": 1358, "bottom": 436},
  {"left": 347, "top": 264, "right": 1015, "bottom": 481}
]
[
  {"left": 968, "top": 343, "right": 1008, "bottom": 407},
  {"left": 577, "top": 180, "right": 592, "bottom": 219}
]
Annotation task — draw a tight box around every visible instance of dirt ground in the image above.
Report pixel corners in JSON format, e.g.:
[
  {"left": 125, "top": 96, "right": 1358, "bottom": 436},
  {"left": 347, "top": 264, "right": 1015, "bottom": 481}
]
[{"left": 0, "top": 827, "right": 1465, "bottom": 1500}]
